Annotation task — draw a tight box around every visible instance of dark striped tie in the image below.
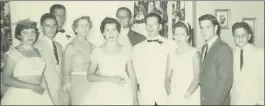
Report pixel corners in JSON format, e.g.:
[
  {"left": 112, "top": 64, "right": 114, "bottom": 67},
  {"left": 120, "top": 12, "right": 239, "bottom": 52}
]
[
  {"left": 203, "top": 44, "right": 208, "bottom": 60},
  {"left": 52, "top": 41, "right": 60, "bottom": 65}
]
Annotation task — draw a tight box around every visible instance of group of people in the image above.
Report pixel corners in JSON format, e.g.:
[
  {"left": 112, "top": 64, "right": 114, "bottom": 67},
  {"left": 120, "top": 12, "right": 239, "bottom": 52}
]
[{"left": 0, "top": 4, "right": 264, "bottom": 105}]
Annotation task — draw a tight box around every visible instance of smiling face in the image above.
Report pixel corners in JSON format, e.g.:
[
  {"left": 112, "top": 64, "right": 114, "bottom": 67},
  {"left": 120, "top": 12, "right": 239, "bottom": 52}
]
[
  {"left": 20, "top": 28, "right": 37, "bottom": 45},
  {"left": 74, "top": 19, "right": 91, "bottom": 38},
  {"left": 173, "top": 27, "right": 189, "bottom": 46},
  {"left": 42, "top": 18, "right": 58, "bottom": 39},
  {"left": 233, "top": 28, "right": 250, "bottom": 48},
  {"left": 103, "top": 23, "right": 119, "bottom": 42}
]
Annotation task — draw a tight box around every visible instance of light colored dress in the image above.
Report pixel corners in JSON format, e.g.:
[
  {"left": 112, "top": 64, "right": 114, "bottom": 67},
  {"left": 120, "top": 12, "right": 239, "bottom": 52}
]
[
  {"left": 166, "top": 48, "right": 200, "bottom": 105},
  {"left": 80, "top": 47, "right": 133, "bottom": 105},
  {"left": 65, "top": 39, "right": 93, "bottom": 105},
  {"left": 1, "top": 48, "right": 53, "bottom": 105}
]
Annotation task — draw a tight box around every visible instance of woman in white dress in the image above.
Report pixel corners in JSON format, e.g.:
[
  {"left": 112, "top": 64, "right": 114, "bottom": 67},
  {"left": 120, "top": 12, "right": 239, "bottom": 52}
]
[
  {"left": 165, "top": 21, "right": 201, "bottom": 105},
  {"left": 80, "top": 17, "right": 138, "bottom": 105},
  {"left": 62, "top": 16, "right": 94, "bottom": 105},
  {"left": 1, "top": 19, "right": 53, "bottom": 105}
]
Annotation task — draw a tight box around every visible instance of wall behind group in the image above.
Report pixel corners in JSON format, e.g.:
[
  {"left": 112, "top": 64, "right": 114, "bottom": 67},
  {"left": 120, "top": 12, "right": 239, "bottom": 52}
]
[
  {"left": 195, "top": 1, "right": 264, "bottom": 50},
  {"left": 10, "top": 1, "right": 134, "bottom": 47},
  {"left": 9, "top": 1, "right": 264, "bottom": 50}
]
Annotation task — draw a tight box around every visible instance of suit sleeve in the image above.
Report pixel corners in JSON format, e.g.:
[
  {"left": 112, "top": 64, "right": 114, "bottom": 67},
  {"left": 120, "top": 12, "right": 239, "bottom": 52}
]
[{"left": 212, "top": 46, "right": 233, "bottom": 104}]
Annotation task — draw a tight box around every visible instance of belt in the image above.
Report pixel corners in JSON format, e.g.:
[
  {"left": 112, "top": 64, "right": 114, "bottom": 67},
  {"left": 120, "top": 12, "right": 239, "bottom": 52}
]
[{"left": 71, "top": 71, "right": 87, "bottom": 75}]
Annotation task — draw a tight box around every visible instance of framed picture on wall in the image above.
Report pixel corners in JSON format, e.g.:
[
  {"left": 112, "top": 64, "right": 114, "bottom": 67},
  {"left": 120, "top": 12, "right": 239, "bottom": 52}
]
[
  {"left": 133, "top": 1, "right": 168, "bottom": 38},
  {"left": 215, "top": 9, "right": 230, "bottom": 29},
  {"left": 242, "top": 17, "right": 256, "bottom": 35}
]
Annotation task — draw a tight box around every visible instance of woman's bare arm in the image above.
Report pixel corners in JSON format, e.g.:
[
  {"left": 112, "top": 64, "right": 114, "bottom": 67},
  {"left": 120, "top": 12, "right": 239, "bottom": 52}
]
[
  {"left": 165, "top": 54, "right": 173, "bottom": 95},
  {"left": 185, "top": 51, "right": 201, "bottom": 98},
  {"left": 127, "top": 59, "right": 138, "bottom": 97},
  {"left": 62, "top": 44, "right": 74, "bottom": 85},
  {"left": 3, "top": 54, "right": 38, "bottom": 89}
]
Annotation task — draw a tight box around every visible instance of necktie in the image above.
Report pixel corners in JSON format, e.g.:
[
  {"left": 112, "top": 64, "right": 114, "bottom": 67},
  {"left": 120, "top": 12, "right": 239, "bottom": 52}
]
[
  {"left": 203, "top": 44, "right": 208, "bottom": 60},
  {"left": 52, "top": 41, "right": 60, "bottom": 65},
  {"left": 240, "top": 49, "right": 243, "bottom": 71},
  {"left": 147, "top": 39, "right": 163, "bottom": 44}
]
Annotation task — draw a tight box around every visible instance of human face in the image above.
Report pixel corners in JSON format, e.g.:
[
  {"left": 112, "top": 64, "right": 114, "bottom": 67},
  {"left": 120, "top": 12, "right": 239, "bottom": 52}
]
[
  {"left": 199, "top": 20, "right": 217, "bottom": 41},
  {"left": 146, "top": 16, "right": 161, "bottom": 37},
  {"left": 103, "top": 23, "right": 119, "bottom": 42},
  {"left": 20, "top": 28, "right": 37, "bottom": 45},
  {"left": 173, "top": 27, "right": 189, "bottom": 46},
  {"left": 52, "top": 8, "right": 66, "bottom": 29},
  {"left": 233, "top": 28, "right": 250, "bottom": 48},
  {"left": 117, "top": 10, "right": 130, "bottom": 28},
  {"left": 75, "top": 19, "right": 91, "bottom": 38},
  {"left": 42, "top": 18, "right": 57, "bottom": 39}
]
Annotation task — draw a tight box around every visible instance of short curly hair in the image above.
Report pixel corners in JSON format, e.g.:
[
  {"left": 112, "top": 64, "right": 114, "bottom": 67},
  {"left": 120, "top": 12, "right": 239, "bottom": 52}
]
[
  {"left": 100, "top": 17, "right": 121, "bottom": 34},
  {"left": 72, "top": 16, "right": 93, "bottom": 35},
  {"left": 14, "top": 19, "right": 39, "bottom": 41}
]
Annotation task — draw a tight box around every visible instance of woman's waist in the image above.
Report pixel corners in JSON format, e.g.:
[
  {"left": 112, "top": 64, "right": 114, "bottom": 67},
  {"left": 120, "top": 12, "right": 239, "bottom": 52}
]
[
  {"left": 15, "top": 76, "right": 42, "bottom": 84},
  {"left": 70, "top": 71, "right": 87, "bottom": 75}
]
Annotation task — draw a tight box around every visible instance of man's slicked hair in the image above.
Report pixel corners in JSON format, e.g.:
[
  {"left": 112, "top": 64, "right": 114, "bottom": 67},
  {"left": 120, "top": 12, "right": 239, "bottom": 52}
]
[{"left": 50, "top": 4, "right": 66, "bottom": 14}]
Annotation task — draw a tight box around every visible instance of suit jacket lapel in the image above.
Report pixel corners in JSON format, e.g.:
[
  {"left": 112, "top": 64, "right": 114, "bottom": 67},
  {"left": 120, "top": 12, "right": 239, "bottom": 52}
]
[
  {"left": 38, "top": 36, "right": 61, "bottom": 75},
  {"left": 202, "top": 37, "right": 222, "bottom": 75}
]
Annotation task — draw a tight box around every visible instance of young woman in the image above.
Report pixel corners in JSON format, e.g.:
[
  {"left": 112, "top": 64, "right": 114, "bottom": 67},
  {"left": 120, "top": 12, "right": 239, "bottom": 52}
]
[
  {"left": 1, "top": 19, "right": 53, "bottom": 105},
  {"left": 165, "top": 21, "right": 201, "bottom": 105},
  {"left": 80, "top": 17, "right": 138, "bottom": 105},
  {"left": 62, "top": 16, "right": 94, "bottom": 105}
]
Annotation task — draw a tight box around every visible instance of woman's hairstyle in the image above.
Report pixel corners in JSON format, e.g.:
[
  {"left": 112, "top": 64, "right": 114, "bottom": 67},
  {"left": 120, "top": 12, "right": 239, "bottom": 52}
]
[
  {"left": 14, "top": 19, "right": 39, "bottom": 41},
  {"left": 173, "top": 21, "right": 192, "bottom": 43},
  {"left": 72, "top": 16, "right": 93, "bottom": 35},
  {"left": 100, "top": 17, "right": 121, "bottom": 34},
  {"left": 232, "top": 21, "right": 254, "bottom": 44}
]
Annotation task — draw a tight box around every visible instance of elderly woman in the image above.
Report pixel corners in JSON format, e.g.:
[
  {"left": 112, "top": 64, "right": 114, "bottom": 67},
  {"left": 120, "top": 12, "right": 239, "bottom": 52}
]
[
  {"left": 1, "top": 19, "right": 53, "bottom": 105},
  {"left": 62, "top": 16, "right": 94, "bottom": 105}
]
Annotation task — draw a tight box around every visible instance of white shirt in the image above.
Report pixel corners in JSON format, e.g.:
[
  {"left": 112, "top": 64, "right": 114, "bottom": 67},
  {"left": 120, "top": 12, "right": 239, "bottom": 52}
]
[
  {"left": 132, "top": 35, "right": 176, "bottom": 105},
  {"left": 231, "top": 44, "right": 264, "bottom": 105},
  {"left": 202, "top": 36, "right": 218, "bottom": 60},
  {"left": 54, "top": 31, "right": 75, "bottom": 50}
]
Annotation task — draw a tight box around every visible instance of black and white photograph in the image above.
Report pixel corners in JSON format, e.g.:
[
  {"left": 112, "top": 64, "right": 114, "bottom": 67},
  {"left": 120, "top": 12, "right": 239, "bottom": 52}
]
[
  {"left": 215, "top": 9, "right": 230, "bottom": 29},
  {"left": 0, "top": 1, "right": 264, "bottom": 105}
]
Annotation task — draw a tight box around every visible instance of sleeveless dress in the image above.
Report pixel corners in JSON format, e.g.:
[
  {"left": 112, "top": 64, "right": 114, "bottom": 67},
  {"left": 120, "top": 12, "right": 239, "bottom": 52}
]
[
  {"left": 67, "top": 40, "right": 92, "bottom": 105},
  {"left": 166, "top": 48, "right": 201, "bottom": 105},
  {"left": 80, "top": 47, "right": 133, "bottom": 105},
  {"left": 1, "top": 48, "right": 53, "bottom": 105}
]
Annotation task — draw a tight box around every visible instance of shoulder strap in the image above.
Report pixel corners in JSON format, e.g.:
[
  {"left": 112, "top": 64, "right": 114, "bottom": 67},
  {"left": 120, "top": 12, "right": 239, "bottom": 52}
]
[{"left": 5, "top": 48, "right": 25, "bottom": 61}]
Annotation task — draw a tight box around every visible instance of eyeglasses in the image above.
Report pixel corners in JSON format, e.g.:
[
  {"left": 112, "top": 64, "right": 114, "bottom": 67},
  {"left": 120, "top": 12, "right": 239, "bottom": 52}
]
[
  {"left": 234, "top": 35, "right": 248, "bottom": 39},
  {"left": 77, "top": 24, "right": 90, "bottom": 28}
]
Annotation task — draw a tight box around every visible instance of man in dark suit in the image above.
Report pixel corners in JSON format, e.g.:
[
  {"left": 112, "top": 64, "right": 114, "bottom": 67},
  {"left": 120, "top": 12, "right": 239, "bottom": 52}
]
[
  {"left": 198, "top": 14, "right": 233, "bottom": 105},
  {"left": 116, "top": 7, "right": 146, "bottom": 47}
]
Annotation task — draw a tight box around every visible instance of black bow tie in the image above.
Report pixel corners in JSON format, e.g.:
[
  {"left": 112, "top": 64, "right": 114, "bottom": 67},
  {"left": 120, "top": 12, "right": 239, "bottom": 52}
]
[
  {"left": 57, "top": 29, "right": 65, "bottom": 33},
  {"left": 147, "top": 39, "right": 163, "bottom": 44}
]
